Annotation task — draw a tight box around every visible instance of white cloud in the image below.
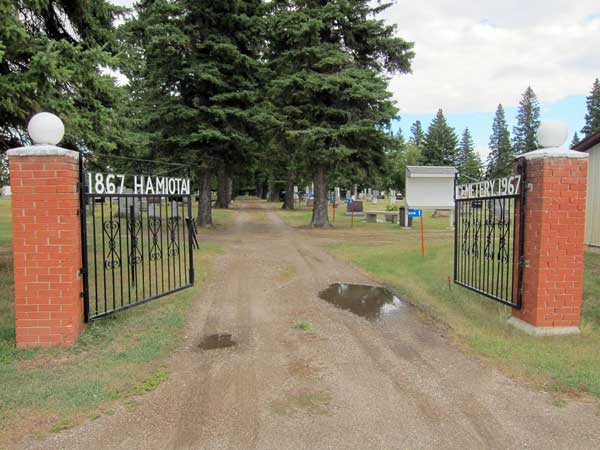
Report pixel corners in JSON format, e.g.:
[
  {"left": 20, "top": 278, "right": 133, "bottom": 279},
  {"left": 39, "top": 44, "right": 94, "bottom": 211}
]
[{"left": 383, "top": 1, "right": 600, "bottom": 114}]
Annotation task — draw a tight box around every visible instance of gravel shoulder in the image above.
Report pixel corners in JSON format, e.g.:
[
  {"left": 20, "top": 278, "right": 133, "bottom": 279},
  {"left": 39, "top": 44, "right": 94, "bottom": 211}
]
[{"left": 19, "top": 198, "right": 600, "bottom": 450}]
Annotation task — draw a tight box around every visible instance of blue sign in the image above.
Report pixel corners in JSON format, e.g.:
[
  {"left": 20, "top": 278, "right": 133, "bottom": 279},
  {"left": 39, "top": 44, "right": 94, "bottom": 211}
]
[
  {"left": 328, "top": 194, "right": 334, "bottom": 201},
  {"left": 345, "top": 198, "right": 353, "bottom": 205},
  {"left": 408, "top": 209, "right": 422, "bottom": 218}
]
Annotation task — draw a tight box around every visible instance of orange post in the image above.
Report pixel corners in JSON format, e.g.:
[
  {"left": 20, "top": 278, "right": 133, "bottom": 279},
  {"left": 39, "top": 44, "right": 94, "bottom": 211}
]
[{"left": 420, "top": 215, "right": 425, "bottom": 257}]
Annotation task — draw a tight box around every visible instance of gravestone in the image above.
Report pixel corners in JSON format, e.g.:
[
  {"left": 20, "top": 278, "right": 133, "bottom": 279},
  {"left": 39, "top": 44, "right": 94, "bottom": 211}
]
[
  {"left": 118, "top": 188, "right": 142, "bottom": 217},
  {"left": 345, "top": 201, "right": 364, "bottom": 215},
  {"left": 147, "top": 195, "right": 162, "bottom": 217}
]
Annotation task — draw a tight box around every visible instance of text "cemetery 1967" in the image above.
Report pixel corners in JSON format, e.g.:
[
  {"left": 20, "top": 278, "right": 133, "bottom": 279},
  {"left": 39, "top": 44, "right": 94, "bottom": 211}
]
[{"left": 455, "top": 175, "right": 521, "bottom": 200}]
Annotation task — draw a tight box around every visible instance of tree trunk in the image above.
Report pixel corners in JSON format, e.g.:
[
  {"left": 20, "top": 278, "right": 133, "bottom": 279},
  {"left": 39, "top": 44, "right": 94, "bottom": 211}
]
[
  {"left": 231, "top": 177, "right": 239, "bottom": 200},
  {"left": 227, "top": 176, "right": 234, "bottom": 202},
  {"left": 269, "top": 179, "right": 281, "bottom": 203},
  {"left": 282, "top": 172, "right": 295, "bottom": 210},
  {"left": 256, "top": 178, "right": 263, "bottom": 199},
  {"left": 310, "top": 166, "right": 331, "bottom": 228},
  {"left": 196, "top": 167, "right": 213, "bottom": 227},
  {"left": 260, "top": 180, "right": 268, "bottom": 199},
  {"left": 215, "top": 167, "right": 229, "bottom": 208}
]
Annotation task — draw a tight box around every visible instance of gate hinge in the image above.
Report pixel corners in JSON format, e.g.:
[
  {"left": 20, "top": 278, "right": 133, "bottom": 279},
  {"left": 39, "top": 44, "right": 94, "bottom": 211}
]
[
  {"left": 77, "top": 208, "right": 81, "bottom": 217},
  {"left": 79, "top": 267, "right": 87, "bottom": 277},
  {"left": 519, "top": 256, "right": 528, "bottom": 268}
]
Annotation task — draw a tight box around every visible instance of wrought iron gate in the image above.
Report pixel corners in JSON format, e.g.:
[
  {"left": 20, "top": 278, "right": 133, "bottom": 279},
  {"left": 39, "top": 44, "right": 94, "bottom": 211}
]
[
  {"left": 454, "top": 160, "right": 526, "bottom": 308},
  {"left": 79, "top": 158, "right": 196, "bottom": 321}
]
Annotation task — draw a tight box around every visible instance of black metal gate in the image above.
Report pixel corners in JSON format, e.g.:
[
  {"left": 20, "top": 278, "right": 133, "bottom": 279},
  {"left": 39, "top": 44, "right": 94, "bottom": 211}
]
[
  {"left": 79, "top": 158, "right": 196, "bottom": 321},
  {"left": 453, "top": 160, "right": 526, "bottom": 308}
]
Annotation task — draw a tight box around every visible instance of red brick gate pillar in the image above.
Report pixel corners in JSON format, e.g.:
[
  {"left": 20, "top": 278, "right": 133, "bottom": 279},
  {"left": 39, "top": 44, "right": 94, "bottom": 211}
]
[
  {"left": 7, "top": 113, "right": 84, "bottom": 348},
  {"left": 509, "top": 121, "right": 588, "bottom": 335}
]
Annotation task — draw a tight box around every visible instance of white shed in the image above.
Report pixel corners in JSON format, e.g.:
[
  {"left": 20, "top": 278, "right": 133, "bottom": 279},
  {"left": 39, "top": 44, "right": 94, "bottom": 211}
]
[{"left": 574, "top": 130, "right": 600, "bottom": 247}]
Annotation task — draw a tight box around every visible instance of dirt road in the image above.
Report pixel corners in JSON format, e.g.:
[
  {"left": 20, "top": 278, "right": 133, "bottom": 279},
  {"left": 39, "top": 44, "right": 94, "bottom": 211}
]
[{"left": 20, "top": 198, "right": 600, "bottom": 450}]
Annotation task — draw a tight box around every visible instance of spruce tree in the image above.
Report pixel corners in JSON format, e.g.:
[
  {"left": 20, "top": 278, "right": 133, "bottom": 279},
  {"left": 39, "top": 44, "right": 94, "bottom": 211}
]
[
  {"left": 422, "top": 109, "right": 458, "bottom": 166},
  {"left": 0, "top": 1, "right": 125, "bottom": 155},
  {"left": 410, "top": 120, "right": 425, "bottom": 148},
  {"left": 487, "top": 104, "right": 513, "bottom": 178},
  {"left": 512, "top": 86, "right": 540, "bottom": 154},
  {"left": 571, "top": 132, "right": 581, "bottom": 149},
  {"left": 582, "top": 79, "right": 600, "bottom": 137},
  {"left": 266, "top": 0, "right": 414, "bottom": 227},
  {"left": 457, "top": 128, "right": 481, "bottom": 183},
  {"left": 125, "top": 0, "right": 264, "bottom": 226}
]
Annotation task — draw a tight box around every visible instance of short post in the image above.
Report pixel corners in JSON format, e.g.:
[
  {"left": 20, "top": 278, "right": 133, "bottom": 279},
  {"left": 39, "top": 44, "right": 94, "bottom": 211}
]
[
  {"left": 509, "top": 121, "right": 588, "bottom": 335},
  {"left": 8, "top": 113, "right": 84, "bottom": 348}
]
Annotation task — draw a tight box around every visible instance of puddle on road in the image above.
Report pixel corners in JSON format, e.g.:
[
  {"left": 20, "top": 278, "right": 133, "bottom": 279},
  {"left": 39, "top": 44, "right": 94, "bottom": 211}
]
[
  {"left": 198, "top": 333, "right": 236, "bottom": 350},
  {"left": 318, "top": 283, "right": 406, "bottom": 321}
]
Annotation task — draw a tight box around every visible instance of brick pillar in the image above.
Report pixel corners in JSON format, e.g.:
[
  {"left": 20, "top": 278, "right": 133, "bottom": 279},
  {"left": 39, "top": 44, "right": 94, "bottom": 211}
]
[
  {"left": 7, "top": 147, "right": 84, "bottom": 348},
  {"left": 509, "top": 149, "right": 588, "bottom": 335}
]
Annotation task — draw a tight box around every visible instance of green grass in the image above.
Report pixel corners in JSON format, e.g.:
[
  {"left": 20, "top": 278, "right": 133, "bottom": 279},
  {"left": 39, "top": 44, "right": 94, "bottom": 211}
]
[
  {"left": 0, "top": 203, "right": 223, "bottom": 449},
  {"left": 330, "top": 235, "right": 600, "bottom": 401},
  {"left": 0, "top": 200, "right": 11, "bottom": 247},
  {"left": 0, "top": 241, "right": 222, "bottom": 446},
  {"left": 275, "top": 200, "right": 453, "bottom": 234},
  {"left": 292, "top": 320, "right": 314, "bottom": 333},
  {"left": 270, "top": 391, "right": 332, "bottom": 416}
]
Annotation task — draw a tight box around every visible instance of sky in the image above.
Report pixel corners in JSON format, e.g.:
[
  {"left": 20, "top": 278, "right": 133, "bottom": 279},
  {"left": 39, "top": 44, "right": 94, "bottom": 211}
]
[
  {"left": 110, "top": 0, "right": 600, "bottom": 160},
  {"left": 382, "top": 0, "right": 600, "bottom": 159}
]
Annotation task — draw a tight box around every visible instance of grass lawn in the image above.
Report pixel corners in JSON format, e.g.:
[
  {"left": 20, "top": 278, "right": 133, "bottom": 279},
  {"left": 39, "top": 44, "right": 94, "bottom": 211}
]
[
  {"left": 272, "top": 199, "right": 453, "bottom": 233},
  {"left": 0, "top": 198, "right": 229, "bottom": 448},
  {"left": 275, "top": 200, "right": 600, "bottom": 404}
]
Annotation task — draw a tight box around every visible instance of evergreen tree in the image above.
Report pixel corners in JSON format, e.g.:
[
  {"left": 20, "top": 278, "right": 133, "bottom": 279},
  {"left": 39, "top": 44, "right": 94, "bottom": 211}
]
[
  {"left": 382, "top": 128, "right": 406, "bottom": 191},
  {"left": 410, "top": 120, "right": 425, "bottom": 147},
  {"left": 571, "top": 132, "right": 581, "bottom": 149},
  {"left": 512, "top": 86, "right": 540, "bottom": 154},
  {"left": 124, "top": 0, "right": 264, "bottom": 226},
  {"left": 266, "top": 0, "right": 414, "bottom": 227},
  {"left": 0, "top": 1, "right": 125, "bottom": 156},
  {"left": 457, "top": 128, "right": 481, "bottom": 182},
  {"left": 487, "top": 104, "right": 513, "bottom": 178},
  {"left": 422, "top": 109, "right": 458, "bottom": 166},
  {"left": 582, "top": 78, "right": 600, "bottom": 137}
]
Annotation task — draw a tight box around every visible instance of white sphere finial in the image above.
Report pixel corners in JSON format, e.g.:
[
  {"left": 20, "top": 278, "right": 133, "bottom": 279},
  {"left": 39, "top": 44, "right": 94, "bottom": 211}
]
[
  {"left": 28, "top": 112, "right": 65, "bottom": 146},
  {"left": 537, "top": 120, "right": 568, "bottom": 149}
]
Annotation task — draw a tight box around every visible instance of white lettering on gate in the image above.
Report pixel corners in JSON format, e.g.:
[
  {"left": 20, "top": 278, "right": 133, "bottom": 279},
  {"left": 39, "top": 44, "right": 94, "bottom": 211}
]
[
  {"left": 456, "top": 175, "right": 521, "bottom": 200},
  {"left": 89, "top": 173, "right": 192, "bottom": 196}
]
